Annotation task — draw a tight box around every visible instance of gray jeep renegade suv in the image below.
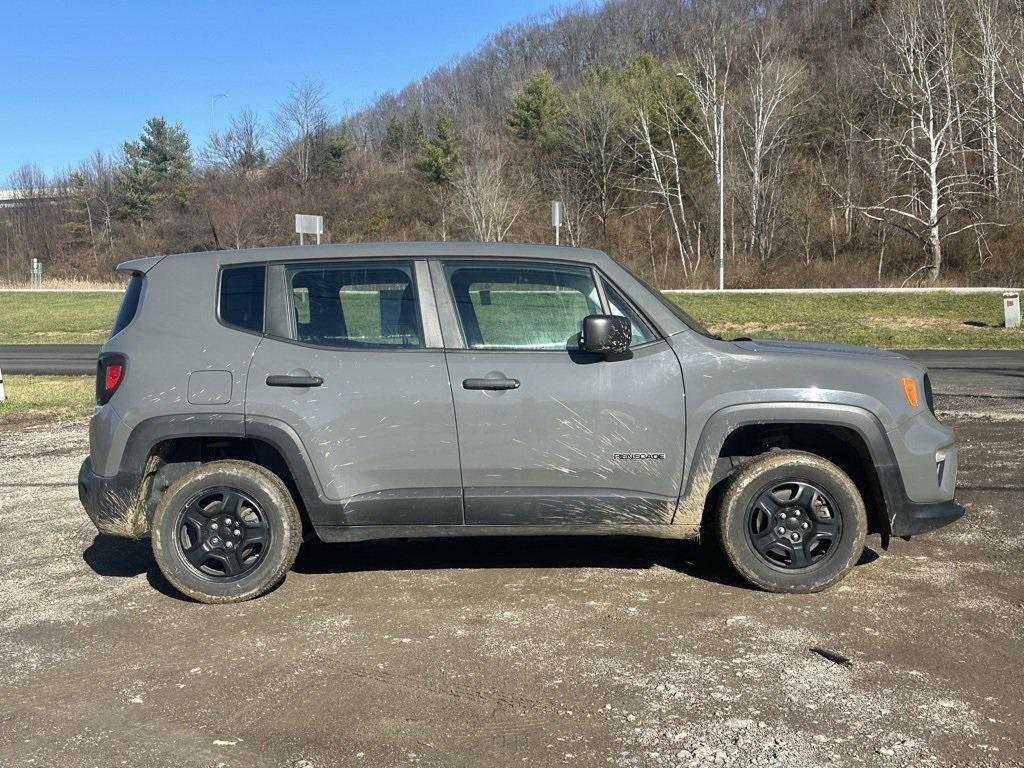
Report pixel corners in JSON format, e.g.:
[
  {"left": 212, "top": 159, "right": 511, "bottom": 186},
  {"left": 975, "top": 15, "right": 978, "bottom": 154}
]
[{"left": 79, "top": 242, "right": 962, "bottom": 602}]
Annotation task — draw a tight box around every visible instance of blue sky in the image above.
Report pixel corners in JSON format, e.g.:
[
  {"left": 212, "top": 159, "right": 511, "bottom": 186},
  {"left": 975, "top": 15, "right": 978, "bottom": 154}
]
[{"left": 0, "top": 0, "right": 568, "bottom": 181}]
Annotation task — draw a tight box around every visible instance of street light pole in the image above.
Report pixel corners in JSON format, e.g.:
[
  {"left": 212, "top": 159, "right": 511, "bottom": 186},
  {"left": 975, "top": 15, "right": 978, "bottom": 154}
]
[
  {"left": 717, "top": 100, "right": 725, "bottom": 292},
  {"left": 211, "top": 93, "right": 228, "bottom": 132}
]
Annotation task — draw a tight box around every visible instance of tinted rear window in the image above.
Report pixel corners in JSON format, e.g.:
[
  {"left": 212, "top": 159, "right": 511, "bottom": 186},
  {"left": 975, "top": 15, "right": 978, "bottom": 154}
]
[
  {"left": 220, "top": 265, "right": 265, "bottom": 333},
  {"left": 110, "top": 274, "right": 143, "bottom": 337}
]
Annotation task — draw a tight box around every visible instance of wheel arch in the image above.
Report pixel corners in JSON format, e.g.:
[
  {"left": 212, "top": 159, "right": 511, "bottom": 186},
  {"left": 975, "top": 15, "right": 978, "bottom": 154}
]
[
  {"left": 677, "top": 402, "right": 902, "bottom": 543},
  {"left": 119, "top": 414, "right": 333, "bottom": 534}
]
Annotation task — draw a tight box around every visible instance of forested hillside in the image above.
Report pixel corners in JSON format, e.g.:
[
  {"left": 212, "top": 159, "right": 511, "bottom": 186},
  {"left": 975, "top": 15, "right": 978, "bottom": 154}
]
[{"left": 5, "top": 0, "right": 1024, "bottom": 287}]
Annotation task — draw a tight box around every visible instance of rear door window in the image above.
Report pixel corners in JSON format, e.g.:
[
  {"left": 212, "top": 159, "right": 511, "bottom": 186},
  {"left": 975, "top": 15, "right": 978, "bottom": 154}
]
[
  {"left": 285, "top": 262, "right": 421, "bottom": 348},
  {"left": 220, "top": 265, "right": 266, "bottom": 333}
]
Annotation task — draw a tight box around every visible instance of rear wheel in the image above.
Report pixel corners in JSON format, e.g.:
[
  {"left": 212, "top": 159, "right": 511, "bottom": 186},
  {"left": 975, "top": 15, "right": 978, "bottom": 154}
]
[
  {"left": 151, "top": 460, "right": 302, "bottom": 603},
  {"left": 717, "top": 451, "right": 867, "bottom": 593}
]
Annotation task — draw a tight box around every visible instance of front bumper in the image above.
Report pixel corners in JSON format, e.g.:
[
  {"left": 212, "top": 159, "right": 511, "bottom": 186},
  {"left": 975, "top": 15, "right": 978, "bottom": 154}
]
[
  {"left": 888, "top": 496, "right": 966, "bottom": 537},
  {"left": 78, "top": 457, "right": 146, "bottom": 538}
]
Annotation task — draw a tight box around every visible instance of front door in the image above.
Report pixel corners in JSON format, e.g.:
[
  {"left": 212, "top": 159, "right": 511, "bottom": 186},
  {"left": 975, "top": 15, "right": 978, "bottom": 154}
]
[
  {"left": 246, "top": 259, "right": 462, "bottom": 527},
  {"left": 436, "top": 259, "right": 686, "bottom": 525}
]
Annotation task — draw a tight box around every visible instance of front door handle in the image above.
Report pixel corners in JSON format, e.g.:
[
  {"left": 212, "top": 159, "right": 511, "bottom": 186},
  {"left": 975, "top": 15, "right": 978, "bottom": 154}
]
[
  {"left": 266, "top": 374, "right": 323, "bottom": 387},
  {"left": 463, "top": 377, "right": 520, "bottom": 391}
]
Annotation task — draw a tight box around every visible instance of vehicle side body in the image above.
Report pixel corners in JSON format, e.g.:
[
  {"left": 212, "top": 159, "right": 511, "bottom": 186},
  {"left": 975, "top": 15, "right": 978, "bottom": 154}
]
[{"left": 79, "top": 243, "right": 962, "bottom": 563}]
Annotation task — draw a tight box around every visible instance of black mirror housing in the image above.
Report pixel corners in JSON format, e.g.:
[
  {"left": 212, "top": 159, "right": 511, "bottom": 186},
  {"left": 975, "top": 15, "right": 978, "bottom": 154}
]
[{"left": 581, "top": 315, "right": 632, "bottom": 356}]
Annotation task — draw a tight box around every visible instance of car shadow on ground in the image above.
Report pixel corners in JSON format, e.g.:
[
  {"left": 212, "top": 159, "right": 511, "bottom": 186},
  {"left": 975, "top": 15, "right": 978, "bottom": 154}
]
[
  {"left": 83, "top": 533, "right": 882, "bottom": 598},
  {"left": 293, "top": 535, "right": 881, "bottom": 592},
  {"left": 82, "top": 535, "right": 183, "bottom": 600}
]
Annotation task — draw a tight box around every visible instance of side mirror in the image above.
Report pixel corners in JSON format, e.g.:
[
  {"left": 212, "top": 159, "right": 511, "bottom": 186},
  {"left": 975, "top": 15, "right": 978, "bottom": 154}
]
[{"left": 581, "top": 314, "right": 631, "bottom": 356}]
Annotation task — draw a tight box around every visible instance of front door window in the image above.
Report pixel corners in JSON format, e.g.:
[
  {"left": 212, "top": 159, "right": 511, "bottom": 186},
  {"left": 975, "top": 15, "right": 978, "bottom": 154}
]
[{"left": 444, "top": 262, "right": 602, "bottom": 350}]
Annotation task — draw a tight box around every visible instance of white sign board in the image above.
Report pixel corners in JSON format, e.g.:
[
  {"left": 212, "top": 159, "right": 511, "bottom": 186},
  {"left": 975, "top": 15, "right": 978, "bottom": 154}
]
[
  {"left": 295, "top": 214, "right": 324, "bottom": 245},
  {"left": 551, "top": 201, "right": 562, "bottom": 245},
  {"left": 295, "top": 214, "right": 323, "bottom": 235}
]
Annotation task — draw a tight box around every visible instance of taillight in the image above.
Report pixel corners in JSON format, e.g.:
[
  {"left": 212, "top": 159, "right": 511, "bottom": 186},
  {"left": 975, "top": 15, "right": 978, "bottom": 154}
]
[
  {"left": 97, "top": 354, "right": 127, "bottom": 405},
  {"left": 105, "top": 363, "right": 123, "bottom": 392}
]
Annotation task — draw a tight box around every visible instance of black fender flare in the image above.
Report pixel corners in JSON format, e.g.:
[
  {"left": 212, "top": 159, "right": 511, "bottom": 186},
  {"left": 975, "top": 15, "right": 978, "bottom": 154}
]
[
  {"left": 119, "top": 413, "right": 336, "bottom": 524},
  {"left": 675, "top": 402, "right": 906, "bottom": 534}
]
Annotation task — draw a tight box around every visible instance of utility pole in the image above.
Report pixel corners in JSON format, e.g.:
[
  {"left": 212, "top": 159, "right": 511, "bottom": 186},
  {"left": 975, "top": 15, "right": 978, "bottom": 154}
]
[{"left": 211, "top": 93, "right": 228, "bottom": 132}]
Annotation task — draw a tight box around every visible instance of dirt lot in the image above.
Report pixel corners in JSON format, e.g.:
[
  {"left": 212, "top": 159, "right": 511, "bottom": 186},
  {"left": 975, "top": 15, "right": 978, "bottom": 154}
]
[{"left": 1, "top": 401, "right": 1022, "bottom": 768}]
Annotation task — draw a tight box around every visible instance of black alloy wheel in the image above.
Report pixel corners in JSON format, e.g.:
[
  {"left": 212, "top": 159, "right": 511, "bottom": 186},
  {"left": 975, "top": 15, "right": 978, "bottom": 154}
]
[
  {"left": 746, "top": 480, "right": 843, "bottom": 570},
  {"left": 176, "top": 487, "right": 272, "bottom": 580}
]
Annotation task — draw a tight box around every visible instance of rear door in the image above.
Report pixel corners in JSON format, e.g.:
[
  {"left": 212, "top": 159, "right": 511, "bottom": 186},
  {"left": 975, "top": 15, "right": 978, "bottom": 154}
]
[
  {"left": 246, "top": 259, "right": 462, "bottom": 527},
  {"left": 435, "top": 258, "right": 687, "bottom": 526}
]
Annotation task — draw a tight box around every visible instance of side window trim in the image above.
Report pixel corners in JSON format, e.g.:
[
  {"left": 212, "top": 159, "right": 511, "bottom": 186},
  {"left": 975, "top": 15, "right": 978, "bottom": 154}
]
[
  {"left": 414, "top": 260, "right": 444, "bottom": 348},
  {"left": 265, "top": 263, "right": 291, "bottom": 339},
  {"left": 429, "top": 258, "right": 465, "bottom": 349},
  {"left": 597, "top": 272, "right": 660, "bottom": 346},
  {"left": 592, "top": 266, "right": 610, "bottom": 314}
]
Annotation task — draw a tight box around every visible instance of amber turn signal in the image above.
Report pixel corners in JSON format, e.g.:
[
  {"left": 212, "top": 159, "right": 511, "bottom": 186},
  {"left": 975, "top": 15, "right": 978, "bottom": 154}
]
[{"left": 901, "top": 376, "right": 919, "bottom": 408}]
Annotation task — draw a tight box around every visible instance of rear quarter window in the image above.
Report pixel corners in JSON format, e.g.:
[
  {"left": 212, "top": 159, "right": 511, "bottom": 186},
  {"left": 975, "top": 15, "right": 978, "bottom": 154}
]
[
  {"left": 110, "top": 274, "right": 143, "bottom": 338},
  {"left": 220, "top": 265, "right": 266, "bottom": 333}
]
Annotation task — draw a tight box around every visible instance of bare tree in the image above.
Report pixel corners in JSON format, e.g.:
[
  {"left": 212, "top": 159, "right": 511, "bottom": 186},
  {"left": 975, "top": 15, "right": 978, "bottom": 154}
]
[
  {"left": 271, "top": 81, "right": 331, "bottom": 189},
  {"left": 546, "top": 163, "right": 591, "bottom": 246},
  {"left": 995, "top": 0, "right": 1024, "bottom": 199},
  {"left": 562, "top": 67, "right": 628, "bottom": 242},
  {"left": 623, "top": 55, "right": 702, "bottom": 279},
  {"left": 732, "top": 32, "right": 806, "bottom": 262},
  {"left": 861, "top": 0, "right": 989, "bottom": 281},
  {"left": 452, "top": 132, "right": 534, "bottom": 241},
  {"left": 968, "top": 0, "right": 1005, "bottom": 198},
  {"left": 205, "top": 109, "right": 267, "bottom": 173}
]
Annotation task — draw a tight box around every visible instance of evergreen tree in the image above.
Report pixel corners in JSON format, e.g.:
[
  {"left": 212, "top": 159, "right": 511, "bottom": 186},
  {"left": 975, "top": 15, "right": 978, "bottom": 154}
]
[
  {"left": 116, "top": 140, "right": 159, "bottom": 224},
  {"left": 414, "top": 117, "right": 460, "bottom": 186},
  {"left": 326, "top": 132, "right": 354, "bottom": 177},
  {"left": 382, "top": 113, "right": 425, "bottom": 166},
  {"left": 116, "top": 117, "right": 194, "bottom": 221},
  {"left": 507, "top": 71, "right": 565, "bottom": 148}
]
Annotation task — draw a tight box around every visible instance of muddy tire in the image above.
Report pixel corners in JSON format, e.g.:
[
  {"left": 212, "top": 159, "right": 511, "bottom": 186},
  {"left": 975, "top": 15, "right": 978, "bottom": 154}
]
[
  {"left": 717, "top": 450, "right": 867, "bottom": 593},
  {"left": 151, "top": 460, "right": 302, "bottom": 603}
]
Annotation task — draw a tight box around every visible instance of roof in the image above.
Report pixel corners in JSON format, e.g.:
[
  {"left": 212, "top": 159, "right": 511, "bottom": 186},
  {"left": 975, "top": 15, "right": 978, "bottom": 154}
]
[{"left": 117, "top": 241, "right": 610, "bottom": 274}]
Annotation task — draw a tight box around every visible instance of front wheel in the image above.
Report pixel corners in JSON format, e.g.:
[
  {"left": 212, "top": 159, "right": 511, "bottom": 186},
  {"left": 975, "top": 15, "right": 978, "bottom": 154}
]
[
  {"left": 717, "top": 451, "right": 867, "bottom": 593},
  {"left": 151, "top": 460, "right": 302, "bottom": 603}
]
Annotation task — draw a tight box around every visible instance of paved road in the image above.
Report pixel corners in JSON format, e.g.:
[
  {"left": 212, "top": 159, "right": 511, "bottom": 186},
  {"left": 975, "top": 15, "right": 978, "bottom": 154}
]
[
  {"left": 0, "top": 344, "right": 100, "bottom": 375},
  {"left": 903, "top": 349, "right": 1023, "bottom": 399},
  {"left": 1, "top": 345, "right": 1019, "bottom": 397}
]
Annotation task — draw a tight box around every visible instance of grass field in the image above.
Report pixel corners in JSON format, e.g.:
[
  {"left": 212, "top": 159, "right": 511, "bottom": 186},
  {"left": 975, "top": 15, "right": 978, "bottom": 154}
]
[
  {"left": 674, "top": 291, "right": 1022, "bottom": 349},
  {"left": 0, "top": 292, "right": 121, "bottom": 344},
  {"left": 0, "top": 375, "right": 93, "bottom": 427},
  {"left": 0, "top": 288, "right": 1019, "bottom": 348}
]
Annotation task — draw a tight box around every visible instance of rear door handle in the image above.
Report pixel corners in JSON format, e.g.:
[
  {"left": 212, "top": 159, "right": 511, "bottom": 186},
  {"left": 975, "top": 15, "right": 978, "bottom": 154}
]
[
  {"left": 463, "top": 378, "right": 520, "bottom": 391},
  {"left": 266, "top": 374, "right": 323, "bottom": 387}
]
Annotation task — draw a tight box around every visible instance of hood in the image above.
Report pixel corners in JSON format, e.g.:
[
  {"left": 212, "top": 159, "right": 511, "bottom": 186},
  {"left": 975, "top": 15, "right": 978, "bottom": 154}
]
[{"left": 733, "top": 338, "right": 909, "bottom": 361}]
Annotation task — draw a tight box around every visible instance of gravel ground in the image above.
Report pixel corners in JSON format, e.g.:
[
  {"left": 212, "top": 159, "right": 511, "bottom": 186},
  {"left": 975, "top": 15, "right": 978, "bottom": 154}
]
[{"left": 0, "top": 401, "right": 1022, "bottom": 768}]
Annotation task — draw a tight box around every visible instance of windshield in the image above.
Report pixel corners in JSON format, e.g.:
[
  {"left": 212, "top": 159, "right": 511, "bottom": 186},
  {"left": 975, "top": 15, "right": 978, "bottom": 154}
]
[{"left": 619, "top": 265, "right": 716, "bottom": 338}]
